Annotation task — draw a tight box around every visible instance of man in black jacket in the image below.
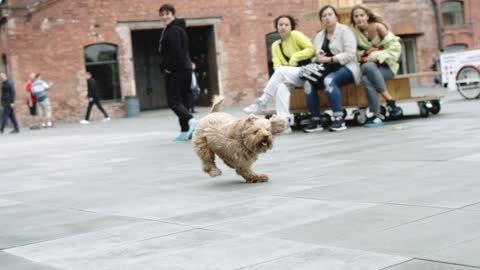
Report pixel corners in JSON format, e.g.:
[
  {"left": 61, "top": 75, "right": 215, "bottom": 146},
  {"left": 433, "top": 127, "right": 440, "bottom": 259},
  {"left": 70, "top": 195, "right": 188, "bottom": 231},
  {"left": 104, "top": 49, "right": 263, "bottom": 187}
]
[
  {"left": 0, "top": 72, "right": 20, "bottom": 134},
  {"left": 80, "top": 72, "right": 110, "bottom": 124},
  {"left": 158, "top": 3, "right": 198, "bottom": 141}
]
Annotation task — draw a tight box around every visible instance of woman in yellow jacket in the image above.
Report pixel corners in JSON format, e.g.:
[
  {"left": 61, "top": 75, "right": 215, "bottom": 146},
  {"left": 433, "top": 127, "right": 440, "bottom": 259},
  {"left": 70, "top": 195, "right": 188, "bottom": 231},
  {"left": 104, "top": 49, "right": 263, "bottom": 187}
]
[
  {"left": 243, "top": 14, "right": 315, "bottom": 132},
  {"left": 351, "top": 5, "right": 402, "bottom": 127}
]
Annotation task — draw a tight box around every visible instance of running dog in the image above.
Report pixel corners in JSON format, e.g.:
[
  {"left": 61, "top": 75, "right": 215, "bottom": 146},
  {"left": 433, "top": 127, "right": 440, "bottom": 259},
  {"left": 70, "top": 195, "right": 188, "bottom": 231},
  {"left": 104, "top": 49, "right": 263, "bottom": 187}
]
[{"left": 192, "top": 96, "right": 285, "bottom": 183}]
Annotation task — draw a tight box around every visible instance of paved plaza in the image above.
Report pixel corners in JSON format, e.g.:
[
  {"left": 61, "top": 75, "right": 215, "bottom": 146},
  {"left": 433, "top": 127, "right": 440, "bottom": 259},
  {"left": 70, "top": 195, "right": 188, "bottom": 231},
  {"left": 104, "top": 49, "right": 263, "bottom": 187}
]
[{"left": 1, "top": 87, "right": 480, "bottom": 270}]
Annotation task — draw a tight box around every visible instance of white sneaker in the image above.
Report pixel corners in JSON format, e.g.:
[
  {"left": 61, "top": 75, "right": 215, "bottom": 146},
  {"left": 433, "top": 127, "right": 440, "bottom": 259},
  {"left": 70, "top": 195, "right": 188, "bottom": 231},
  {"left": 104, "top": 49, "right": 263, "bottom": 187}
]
[
  {"left": 102, "top": 117, "right": 111, "bottom": 122},
  {"left": 243, "top": 101, "right": 266, "bottom": 115},
  {"left": 283, "top": 127, "right": 292, "bottom": 134},
  {"left": 80, "top": 120, "right": 89, "bottom": 124}
]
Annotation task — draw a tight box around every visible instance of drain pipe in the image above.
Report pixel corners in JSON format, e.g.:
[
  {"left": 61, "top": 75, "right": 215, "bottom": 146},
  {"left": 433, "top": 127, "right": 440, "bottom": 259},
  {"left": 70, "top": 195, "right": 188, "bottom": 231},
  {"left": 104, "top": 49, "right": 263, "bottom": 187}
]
[{"left": 431, "top": 0, "right": 443, "bottom": 50}]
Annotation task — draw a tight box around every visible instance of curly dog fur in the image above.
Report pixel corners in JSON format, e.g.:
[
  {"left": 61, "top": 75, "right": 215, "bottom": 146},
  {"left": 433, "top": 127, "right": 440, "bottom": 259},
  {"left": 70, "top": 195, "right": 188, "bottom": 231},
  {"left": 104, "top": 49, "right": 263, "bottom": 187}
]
[{"left": 192, "top": 96, "right": 285, "bottom": 183}]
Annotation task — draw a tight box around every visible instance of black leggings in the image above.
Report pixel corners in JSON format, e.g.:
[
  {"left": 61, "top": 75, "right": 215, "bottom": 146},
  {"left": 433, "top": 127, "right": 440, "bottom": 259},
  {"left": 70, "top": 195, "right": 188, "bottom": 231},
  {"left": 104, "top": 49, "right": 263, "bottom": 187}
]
[
  {"left": 1, "top": 104, "right": 19, "bottom": 130},
  {"left": 165, "top": 69, "right": 193, "bottom": 132}
]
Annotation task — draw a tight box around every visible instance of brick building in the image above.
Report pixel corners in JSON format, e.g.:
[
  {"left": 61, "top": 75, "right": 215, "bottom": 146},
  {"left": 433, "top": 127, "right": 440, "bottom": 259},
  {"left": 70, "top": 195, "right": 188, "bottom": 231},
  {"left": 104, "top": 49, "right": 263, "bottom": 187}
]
[
  {"left": 437, "top": 0, "right": 480, "bottom": 50},
  {"left": 0, "top": 0, "right": 465, "bottom": 124}
]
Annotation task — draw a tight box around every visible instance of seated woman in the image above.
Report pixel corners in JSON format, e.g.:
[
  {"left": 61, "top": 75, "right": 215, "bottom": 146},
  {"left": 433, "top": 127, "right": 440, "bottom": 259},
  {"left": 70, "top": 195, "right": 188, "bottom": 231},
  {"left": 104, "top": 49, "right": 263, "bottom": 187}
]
[
  {"left": 243, "top": 14, "right": 315, "bottom": 133},
  {"left": 350, "top": 4, "right": 402, "bottom": 127},
  {"left": 303, "top": 5, "right": 360, "bottom": 132}
]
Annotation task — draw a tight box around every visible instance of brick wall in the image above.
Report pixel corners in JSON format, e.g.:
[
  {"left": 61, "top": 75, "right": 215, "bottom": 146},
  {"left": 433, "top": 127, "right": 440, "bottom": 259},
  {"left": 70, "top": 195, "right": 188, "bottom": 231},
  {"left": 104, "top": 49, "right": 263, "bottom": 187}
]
[
  {"left": 0, "top": 0, "right": 456, "bottom": 126},
  {"left": 1, "top": 0, "right": 322, "bottom": 125},
  {"left": 440, "top": 0, "right": 480, "bottom": 49}
]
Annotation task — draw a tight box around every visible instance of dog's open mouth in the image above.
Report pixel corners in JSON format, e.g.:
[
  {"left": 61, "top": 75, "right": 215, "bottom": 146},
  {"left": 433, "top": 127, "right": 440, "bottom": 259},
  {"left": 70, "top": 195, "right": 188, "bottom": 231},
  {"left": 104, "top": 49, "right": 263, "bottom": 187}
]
[{"left": 259, "top": 137, "right": 270, "bottom": 147}]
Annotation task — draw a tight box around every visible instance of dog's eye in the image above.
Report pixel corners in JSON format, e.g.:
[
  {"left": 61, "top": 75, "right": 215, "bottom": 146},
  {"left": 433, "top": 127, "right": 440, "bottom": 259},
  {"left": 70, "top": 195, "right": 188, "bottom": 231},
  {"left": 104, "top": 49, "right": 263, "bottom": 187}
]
[{"left": 254, "top": 129, "right": 260, "bottom": 134}]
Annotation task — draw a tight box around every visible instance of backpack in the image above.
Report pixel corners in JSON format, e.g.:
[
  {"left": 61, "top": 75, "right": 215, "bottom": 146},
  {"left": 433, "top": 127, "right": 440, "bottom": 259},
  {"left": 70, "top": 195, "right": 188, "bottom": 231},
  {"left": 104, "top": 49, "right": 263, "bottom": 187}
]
[{"left": 31, "top": 80, "right": 49, "bottom": 96}]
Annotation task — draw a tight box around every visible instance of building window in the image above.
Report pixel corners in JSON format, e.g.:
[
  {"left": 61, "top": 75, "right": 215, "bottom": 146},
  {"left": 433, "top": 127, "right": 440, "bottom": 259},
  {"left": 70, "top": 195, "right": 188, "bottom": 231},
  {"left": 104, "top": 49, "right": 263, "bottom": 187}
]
[
  {"left": 442, "top": 0, "right": 464, "bottom": 27},
  {"left": 265, "top": 32, "right": 280, "bottom": 77},
  {"left": 445, "top": 43, "right": 468, "bottom": 51},
  {"left": 84, "top": 43, "right": 121, "bottom": 100},
  {"left": 398, "top": 37, "right": 417, "bottom": 75}
]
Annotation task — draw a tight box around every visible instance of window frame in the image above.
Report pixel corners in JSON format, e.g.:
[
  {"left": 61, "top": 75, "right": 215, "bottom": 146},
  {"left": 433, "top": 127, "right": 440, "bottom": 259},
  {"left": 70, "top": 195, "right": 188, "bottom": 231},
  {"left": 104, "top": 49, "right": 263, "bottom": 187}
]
[
  {"left": 84, "top": 43, "right": 122, "bottom": 101},
  {"left": 441, "top": 0, "right": 465, "bottom": 28}
]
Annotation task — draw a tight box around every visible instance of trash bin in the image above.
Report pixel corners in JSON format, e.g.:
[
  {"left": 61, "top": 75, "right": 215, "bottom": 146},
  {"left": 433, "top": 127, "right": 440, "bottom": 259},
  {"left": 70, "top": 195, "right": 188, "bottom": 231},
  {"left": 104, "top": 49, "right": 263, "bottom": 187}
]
[{"left": 125, "top": 96, "right": 140, "bottom": 118}]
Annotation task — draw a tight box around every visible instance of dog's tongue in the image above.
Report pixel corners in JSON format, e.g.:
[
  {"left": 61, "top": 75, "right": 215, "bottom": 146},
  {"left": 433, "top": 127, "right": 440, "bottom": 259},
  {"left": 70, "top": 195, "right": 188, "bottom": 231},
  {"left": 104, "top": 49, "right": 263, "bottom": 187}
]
[{"left": 260, "top": 138, "right": 269, "bottom": 147}]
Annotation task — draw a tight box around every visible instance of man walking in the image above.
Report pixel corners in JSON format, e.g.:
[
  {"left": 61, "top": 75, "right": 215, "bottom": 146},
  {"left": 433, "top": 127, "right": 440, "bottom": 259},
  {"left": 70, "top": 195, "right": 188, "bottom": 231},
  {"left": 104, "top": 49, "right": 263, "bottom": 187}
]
[
  {"left": 158, "top": 3, "right": 198, "bottom": 141},
  {"left": 80, "top": 71, "right": 110, "bottom": 124},
  {"left": 0, "top": 72, "right": 20, "bottom": 134}
]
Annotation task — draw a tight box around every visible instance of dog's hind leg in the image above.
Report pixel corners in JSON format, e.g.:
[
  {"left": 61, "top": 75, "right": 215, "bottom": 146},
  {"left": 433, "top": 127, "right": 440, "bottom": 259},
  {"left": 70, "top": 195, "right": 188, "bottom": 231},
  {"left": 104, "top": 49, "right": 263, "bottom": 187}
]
[
  {"left": 236, "top": 168, "right": 268, "bottom": 183},
  {"left": 194, "top": 138, "right": 222, "bottom": 177}
]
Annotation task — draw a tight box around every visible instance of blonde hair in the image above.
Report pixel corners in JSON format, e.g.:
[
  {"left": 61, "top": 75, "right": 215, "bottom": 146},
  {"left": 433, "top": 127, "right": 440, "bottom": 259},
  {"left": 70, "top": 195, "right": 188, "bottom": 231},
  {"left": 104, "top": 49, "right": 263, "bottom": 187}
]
[{"left": 350, "top": 4, "right": 389, "bottom": 30}]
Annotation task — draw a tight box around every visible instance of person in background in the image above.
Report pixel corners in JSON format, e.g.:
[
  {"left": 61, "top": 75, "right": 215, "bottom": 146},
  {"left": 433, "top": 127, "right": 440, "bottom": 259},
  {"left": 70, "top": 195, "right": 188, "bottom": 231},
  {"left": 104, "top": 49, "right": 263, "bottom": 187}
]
[
  {"left": 80, "top": 71, "right": 110, "bottom": 124},
  {"left": 0, "top": 72, "right": 20, "bottom": 134},
  {"left": 158, "top": 3, "right": 198, "bottom": 141},
  {"left": 242, "top": 14, "right": 315, "bottom": 133},
  {"left": 31, "top": 73, "right": 54, "bottom": 128},
  {"left": 190, "top": 62, "right": 199, "bottom": 113},
  {"left": 350, "top": 4, "right": 402, "bottom": 127},
  {"left": 25, "top": 72, "right": 40, "bottom": 129},
  {"left": 302, "top": 5, "right": 360, "bottom": 132},
  {"left": 431, "top": 49, "right": 443, "bottom": 85}
]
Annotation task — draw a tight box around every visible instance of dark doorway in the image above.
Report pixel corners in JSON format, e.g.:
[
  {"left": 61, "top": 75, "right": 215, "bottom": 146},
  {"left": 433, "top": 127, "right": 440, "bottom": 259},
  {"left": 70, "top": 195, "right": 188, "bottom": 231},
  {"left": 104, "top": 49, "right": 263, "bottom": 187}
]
[
  {"left": 131, "top": 25, "right": 218, "bottom": 111},
  {"left": 132, "top": 29, "right": 165, "bottom": 110},
  {"left": 187, "top": 26, "right": 219, "bottom": 106}
]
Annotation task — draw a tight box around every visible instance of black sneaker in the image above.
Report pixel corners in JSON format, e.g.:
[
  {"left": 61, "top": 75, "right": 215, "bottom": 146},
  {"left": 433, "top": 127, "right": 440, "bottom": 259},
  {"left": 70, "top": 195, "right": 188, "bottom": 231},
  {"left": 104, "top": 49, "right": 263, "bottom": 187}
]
[
  {"left": 303, "top": 119, "right": 323, "bottom": 133},
  {"left": 329, "top": 117, "right": 347, "bottom": 131},
  {"left": 10, "top": 128, "right": 19, "bottom": 134},
  {"left": 387, "top": 100, "right": 402, "bottom": 117}
]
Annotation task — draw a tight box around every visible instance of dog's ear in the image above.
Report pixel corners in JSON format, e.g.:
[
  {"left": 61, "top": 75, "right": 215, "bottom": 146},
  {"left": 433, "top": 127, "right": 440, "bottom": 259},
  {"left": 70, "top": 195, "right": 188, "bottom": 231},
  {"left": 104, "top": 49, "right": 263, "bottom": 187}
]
[
  {"left": 269, "top": 115, "right": 286, "bottom": 135},
  {"left": 246, "top": 114, "right": 258, "bottom": 123}
]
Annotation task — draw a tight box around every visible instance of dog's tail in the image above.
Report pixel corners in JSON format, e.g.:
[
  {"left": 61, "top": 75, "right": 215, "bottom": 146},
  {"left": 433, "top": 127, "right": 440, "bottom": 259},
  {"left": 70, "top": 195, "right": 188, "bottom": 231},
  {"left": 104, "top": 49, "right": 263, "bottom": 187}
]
[{"left": 209, "top": 95, "right": 225, "bottom": 114}]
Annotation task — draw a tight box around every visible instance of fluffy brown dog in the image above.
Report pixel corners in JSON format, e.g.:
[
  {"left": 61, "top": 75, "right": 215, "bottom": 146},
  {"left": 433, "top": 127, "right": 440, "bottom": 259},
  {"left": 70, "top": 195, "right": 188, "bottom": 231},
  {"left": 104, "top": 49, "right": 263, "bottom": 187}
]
[{"left": 192, "top": 96, "right": 285, "bottom": 183}]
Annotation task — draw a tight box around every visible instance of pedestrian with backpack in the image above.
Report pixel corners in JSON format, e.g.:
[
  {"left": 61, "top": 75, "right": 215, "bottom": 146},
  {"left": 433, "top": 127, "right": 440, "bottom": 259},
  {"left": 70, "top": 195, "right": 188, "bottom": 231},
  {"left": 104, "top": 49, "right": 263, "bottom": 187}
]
[{"left": 31, "top": 73, "right": 54, "bottom": 128}]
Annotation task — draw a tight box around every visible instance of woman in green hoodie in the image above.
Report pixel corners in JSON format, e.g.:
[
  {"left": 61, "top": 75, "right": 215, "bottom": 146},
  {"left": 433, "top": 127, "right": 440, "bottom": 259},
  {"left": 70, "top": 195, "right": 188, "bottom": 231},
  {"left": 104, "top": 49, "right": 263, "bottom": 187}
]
[{"left": 351, "top": 5, "right": 402, "bottom": 127}]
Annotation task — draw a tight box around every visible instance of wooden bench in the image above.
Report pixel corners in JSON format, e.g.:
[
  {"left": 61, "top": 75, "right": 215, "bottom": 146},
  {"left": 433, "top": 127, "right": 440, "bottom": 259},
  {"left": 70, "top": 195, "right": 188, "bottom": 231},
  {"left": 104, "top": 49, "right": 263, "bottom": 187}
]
[{"left": 265, "top": 71, "right": 444, "bottom": 127}]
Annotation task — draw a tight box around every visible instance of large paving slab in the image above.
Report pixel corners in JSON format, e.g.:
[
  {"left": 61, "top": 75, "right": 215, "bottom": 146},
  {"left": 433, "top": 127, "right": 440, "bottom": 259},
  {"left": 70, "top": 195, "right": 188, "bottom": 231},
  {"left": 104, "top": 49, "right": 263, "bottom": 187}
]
[
  {"left": 384, "top": 259, "right": 479, "bottom": 270},
  {"left": 1, "top": 88, "right": 480, "bottom": 269}
]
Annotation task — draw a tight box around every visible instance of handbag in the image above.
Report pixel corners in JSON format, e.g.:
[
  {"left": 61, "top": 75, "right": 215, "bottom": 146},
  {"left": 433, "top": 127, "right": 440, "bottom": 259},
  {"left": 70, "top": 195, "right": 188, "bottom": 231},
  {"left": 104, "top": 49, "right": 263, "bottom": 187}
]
[
  {"left": 279, "top": 41, "right": 311, "bottom": 67},
  {"left": 299, "top": 63, "right": 325, "bottom": 83}
]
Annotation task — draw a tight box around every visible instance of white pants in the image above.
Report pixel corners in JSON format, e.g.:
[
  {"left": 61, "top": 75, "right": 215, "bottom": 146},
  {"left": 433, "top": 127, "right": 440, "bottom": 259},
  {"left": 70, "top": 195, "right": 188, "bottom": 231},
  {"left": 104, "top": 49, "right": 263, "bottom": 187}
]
[{"left": 263, "top": 66, "right": 304, "bottom": 120}]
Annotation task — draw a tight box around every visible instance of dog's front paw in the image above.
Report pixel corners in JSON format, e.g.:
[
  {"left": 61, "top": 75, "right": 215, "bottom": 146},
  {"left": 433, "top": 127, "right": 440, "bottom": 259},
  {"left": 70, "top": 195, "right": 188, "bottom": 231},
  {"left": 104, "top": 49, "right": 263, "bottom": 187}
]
[
  {"left": 246, "top": 173, "right": 269, "bottom": 183},
  {"left": 207, "top": 168, "right": 222, "bottom": 177}
]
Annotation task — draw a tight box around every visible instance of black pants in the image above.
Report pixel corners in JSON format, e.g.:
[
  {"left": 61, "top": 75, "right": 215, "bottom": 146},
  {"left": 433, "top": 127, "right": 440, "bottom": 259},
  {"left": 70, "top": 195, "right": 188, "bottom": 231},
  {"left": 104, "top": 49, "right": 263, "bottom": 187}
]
[
  {"left": 1, "top": 104, "right": 19, "bottom": 130},
  {"left": 165, "top": 69, "right": 192, "bottom": 132},
  {"left": 85, "top": 97, "right": 108, "bottom": 120}
]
